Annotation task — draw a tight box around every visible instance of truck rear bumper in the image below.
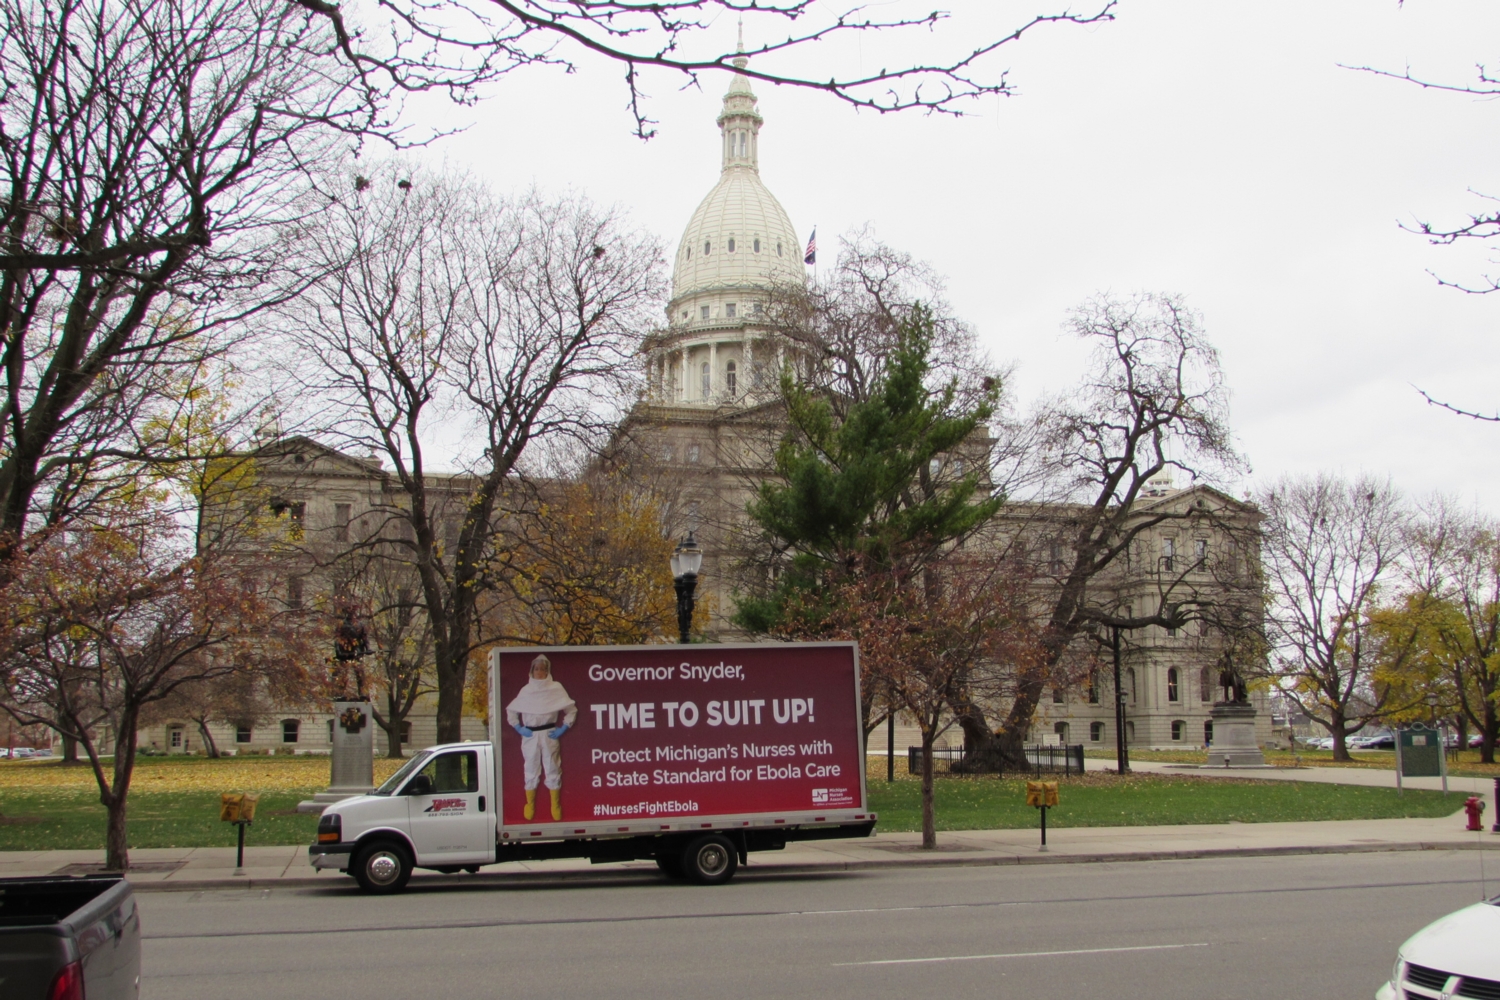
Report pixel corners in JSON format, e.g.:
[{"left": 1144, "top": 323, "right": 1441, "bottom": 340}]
[{"left": 308, "top": 844, "right": 354, "bottom": 870}]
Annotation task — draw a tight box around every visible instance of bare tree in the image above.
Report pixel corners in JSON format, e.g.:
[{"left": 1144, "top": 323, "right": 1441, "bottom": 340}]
[
  {"left": 0, "top": 516, "right": 316, "bottom": 869},
  {"left": 1260, "top": 474, "right": 1408, "bottom": 761},
  {"left": 960, "top": 293, "right": 1251, "bottom": 767},
  {"left": 290, "top": 165, "right": 666, "bottom": 743}
]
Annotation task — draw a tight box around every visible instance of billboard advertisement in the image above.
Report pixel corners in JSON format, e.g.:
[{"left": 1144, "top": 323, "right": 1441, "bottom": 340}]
[{"left": 492, "top": 643, "right": 864, "bottom": 827}]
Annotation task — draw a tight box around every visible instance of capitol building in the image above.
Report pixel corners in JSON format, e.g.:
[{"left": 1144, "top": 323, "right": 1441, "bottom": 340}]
[{"left": 136, "top": 56, "right": 1271, "bottom": 759}]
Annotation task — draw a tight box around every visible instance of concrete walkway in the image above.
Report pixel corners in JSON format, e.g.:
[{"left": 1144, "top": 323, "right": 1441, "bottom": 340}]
[{"left": 4, "top": 760, "right": 1495, "bottom": 891}]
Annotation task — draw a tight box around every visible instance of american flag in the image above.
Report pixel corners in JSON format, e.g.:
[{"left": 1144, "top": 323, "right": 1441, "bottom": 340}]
[{"left": 803, "top": 228, "right": 816, "bottom": 265}]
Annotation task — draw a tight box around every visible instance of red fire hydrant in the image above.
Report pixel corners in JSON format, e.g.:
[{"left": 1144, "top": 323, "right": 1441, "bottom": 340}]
[{"left": 1464, "top": 796, "right": 1486, "bottom": 832}]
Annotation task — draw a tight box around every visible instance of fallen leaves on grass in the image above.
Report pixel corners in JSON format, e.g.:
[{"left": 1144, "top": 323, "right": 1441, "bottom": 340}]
[{"left": 0, "top": 756, "right": 408, "bottom": 793}]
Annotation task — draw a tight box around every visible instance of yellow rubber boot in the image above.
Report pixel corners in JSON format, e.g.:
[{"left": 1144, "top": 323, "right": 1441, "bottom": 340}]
[
  {"left": 523, "top": 789, "right": 536, "bottom": 820},
  {"left": 549, "top": 788, "right": 562, "bottom": 821}
]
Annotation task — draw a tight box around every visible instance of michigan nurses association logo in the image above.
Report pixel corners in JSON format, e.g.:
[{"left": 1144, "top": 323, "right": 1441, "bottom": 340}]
[
  {"left": 812, "top": 787, "right": 855, "bottom": 807},
  {"left": 811, "top": 788, "right": 829, "bottom": 804}
]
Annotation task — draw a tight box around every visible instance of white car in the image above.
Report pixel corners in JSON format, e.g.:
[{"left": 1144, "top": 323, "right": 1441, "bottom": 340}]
[{"left": 1376, "top": 896, "right": 1500, "bottom": 999}]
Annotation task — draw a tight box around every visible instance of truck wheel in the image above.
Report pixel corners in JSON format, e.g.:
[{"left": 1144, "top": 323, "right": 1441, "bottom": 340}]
[
  {"left": 655, "top": 853, "right": 684, "bottom": 878},
  {"left": 680, "top": 835, "right": 737, "bottom": 886},
  {"left": 353, "top": 840, "right": 412, "bottom": 894}
]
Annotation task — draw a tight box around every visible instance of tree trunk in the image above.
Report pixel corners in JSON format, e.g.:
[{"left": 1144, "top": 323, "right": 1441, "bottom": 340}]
[
  {"left": 1482, "top": 700, "right": 1497, "bottom": 765},
  {"left": 919, "top": 730, "right": 937, "bottom": 850},
  {"left": 61, "top": 734, "right": 78, "bottom": 764},
  {"left": 1329, "top": 714, "right": 1350, "bottom": 762},
  {"left": 197, "top": 720, "right": 220, "bottom": 758},
  {"left": 104, "top": 796, "right": 130, "bottom": 871},
  {"left": 101, "top": 708, "right": 140, "bottom": 872}
]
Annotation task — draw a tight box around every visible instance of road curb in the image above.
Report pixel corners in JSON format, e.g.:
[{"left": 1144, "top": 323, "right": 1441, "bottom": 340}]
[{"left": 122, "top": 838, "right": 1495, "bottom": 892}]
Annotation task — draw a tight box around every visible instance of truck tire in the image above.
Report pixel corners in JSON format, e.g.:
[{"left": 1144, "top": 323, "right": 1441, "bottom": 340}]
[
  {"left": 353, "top": 840, "right": 412, "bottom": 894},
  {"left": 680, "top": 834, "right": 737, "bottom": 886},
  {"left": 655, "top": 853, "right": 684, "bottom": 878}
]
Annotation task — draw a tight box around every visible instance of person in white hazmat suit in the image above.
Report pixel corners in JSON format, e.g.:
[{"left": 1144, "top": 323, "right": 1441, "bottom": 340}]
[{"left": 505, "top": 655, "right": 577, "bottom": 821}]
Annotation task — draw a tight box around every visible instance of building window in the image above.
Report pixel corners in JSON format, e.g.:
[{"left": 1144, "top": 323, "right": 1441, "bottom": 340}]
[
  {"left": 235, "top": 725, "right": 252, "bottom": 744},
  {"left": 700, "top": 362, "right": 711, "bottom": 397},
  {"left": 334, "top": 503, "right": 351, "bottom": 542},
  {"left": 282, "top": 719, "right": 300, "bottom": 744},
  {"left": 1090, "top": 722, "right": 1104, "bottom": 742},
  {"left": 701, "top": 306, "right": 710, "bottom": 321},
  {"left": 726, "top": 361, "right": 737, "bottom": 397},
  {"left": 753, "top": 302, "right": 763, "bottom": 314},
  {"left": 776, "top": 241, "right": 782, "bottom": 256},
  {"left": 1125, "top": 667, "right": 1136, "bottom": 704},
  {"left": 286, "top": 577, "right": 304, "bottom": 610},
  {"left": 168, "top": 726, "right": 184, "bottom": 749},
  {"left": 1052, "top": 686, "right": 1064, "bottom": 704},
  {"left": 686, "top": 444, "right": 701, "bottom": 464},
  {"left": 754, "top": 238, "right": 761, "bottom": 253},
  {"left": 1171, "top": 720, "right": 1185, "bottom": 742},
  {"left": 1168, "top": 668, "right": 1180, "bottom": 702},
  {"left": 726, "top": 303, "right": 736, "bottom": 318},
  {"left": 1204, "top": 720, "right": 1214, "bottom": 745},
  {"left": 1087, "top": 673, "right": 1099, "bottom": 704},
  {"left": 400, "top": 721, "right": 412, "bottom": 743},
  {"left": 727, "top": 238, "right": 736, "bottom": 253},
  {"left": 659, "top": 444, "right": 673, "bottom": 462},
  {"left": 1200, "top": 665, "right": 1213, "bottom": 702},
  {"left": 1049, "top": 540, "right": 1064, "bottom": 574},
  {"left": 327, "top": 719, "right": 334, "bottom": 742},
  {"left": 704, "top": 239, "right": 711, "bottom": 255},
  {"left": 397, "top": 588, "right": 413, "bottom": 627},
  {"left": 1054, "top": 722, "right": 1069, "bottom": 743},
  {"left": 1194, "top": 538, "right": 1208, "bottom": 566},
  {"left": 1161, "top": 537, "right": 1175, "bottom": 572}
]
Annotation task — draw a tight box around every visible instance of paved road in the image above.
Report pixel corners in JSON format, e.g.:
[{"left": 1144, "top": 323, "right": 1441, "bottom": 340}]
[{"left": 138, "top": 851, "right": 1495, "bottom": 1000}]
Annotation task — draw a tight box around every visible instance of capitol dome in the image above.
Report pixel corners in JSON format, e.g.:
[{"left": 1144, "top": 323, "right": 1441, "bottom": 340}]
[{"left": 666, "top": 56, "right": 804, "bottom": 323}]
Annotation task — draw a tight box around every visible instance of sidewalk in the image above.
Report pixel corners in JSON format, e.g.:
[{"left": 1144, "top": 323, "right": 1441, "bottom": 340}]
[{"left": 4, "top": 813, "right": 1495, "bottom": 892}]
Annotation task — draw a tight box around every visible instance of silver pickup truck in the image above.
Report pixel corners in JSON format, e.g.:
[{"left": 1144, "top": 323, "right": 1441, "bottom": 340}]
[{"left": 0, "top": 874, "right": 141, "bottom": 999}]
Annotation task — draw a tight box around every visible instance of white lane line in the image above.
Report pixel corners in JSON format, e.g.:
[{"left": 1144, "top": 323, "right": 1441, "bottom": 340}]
[{"left": 834, "top": 942, "right": 1210, "bottom": 967}]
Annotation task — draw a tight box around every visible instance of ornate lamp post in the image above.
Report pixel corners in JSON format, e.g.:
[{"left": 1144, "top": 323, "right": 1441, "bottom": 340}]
[{"left": 671, "top": 532, "right": 703, "bottom": 644}]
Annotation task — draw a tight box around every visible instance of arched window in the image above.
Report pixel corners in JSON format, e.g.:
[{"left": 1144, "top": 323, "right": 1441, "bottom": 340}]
[
  {"left": 754, "top": 238, "right": 761, "bottom": 253},
  {"left": 727, "top": 237, "right": 736, "bottom": 253},
  {"left": 1090, "top": 721, "right": 1105, "bottom": 742},
  {"left": 1204, "top": 720, "right": 1214, "bottom": 746},
  {"left": 776, "top": 241, "right": 783, "bottom": 256},
  {"left": 1200, "top": 664, "right": 1213, "bottom": 702},
  {"left": 704, "top": 239, "right": 712, "bottom": 255},
  {"left": 726, "top": 360, "right": 737, "bottom": 397},
  {"left": 281, "top": 719, "right": 300, "bottom": 744},
  {"left": 1168, "top": 668, "right": 1180, "bottom": 703},
  {"left": 1054, "top": 721, "right": 1069, "bottom": 744},
  {"left": 685, "top": 246, "right": 691, "bottom": 259},
  {"left": 701, "top": 362, "right": 711, "bottom": 397},
  {"left": 1171, "top": 720, "right": 1185, "bottom": 742}
]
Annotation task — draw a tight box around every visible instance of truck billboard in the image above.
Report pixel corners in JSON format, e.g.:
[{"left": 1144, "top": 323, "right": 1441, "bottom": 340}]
[{"left": 491, "top": 642, "right": 864, "bottom": 828}]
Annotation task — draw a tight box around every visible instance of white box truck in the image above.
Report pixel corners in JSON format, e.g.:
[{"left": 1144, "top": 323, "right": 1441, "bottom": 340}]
[{"left": 308, "top": 642, "right": 875, "bottom": 892}]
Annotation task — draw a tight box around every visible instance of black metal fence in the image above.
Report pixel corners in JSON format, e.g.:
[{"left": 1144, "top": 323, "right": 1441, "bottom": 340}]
[{"left": 906, "top": 743, "right": 1086, "bottom": 776}]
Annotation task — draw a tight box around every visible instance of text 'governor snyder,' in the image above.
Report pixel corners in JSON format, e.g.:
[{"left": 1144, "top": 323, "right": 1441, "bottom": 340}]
[{"left": 492, "top": 643, "right": 864, "bottom": 825}]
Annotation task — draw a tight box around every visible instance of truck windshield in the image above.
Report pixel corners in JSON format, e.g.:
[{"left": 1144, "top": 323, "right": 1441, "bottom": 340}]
[{"left": 372, "top": 751, "right": 433, "bottom": 795}]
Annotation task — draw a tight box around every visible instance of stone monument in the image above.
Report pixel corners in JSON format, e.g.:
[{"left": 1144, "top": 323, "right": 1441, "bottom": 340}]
[
  {"left": 298, "top": 609, "right": 378, "bottom": 812},
  {"left": 1200, "top": 659, "right": 1270, "bottom": 769}
]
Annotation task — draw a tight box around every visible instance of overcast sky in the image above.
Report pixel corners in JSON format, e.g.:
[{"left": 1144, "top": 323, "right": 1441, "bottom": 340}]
[{"left": 403, "top": 1, "right": 1500, "bottom": 506}]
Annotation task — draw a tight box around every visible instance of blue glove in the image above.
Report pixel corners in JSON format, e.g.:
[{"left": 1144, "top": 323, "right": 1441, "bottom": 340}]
[
  {"left": 548, "top": 723, "right": 570, "bottom": 740},
  {"left": 512, "top": 724, "right": 533, "bottom": 738}
]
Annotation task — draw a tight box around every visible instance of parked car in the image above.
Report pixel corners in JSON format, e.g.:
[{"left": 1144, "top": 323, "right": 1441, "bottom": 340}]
[
  {"left": 31, "top": 747, "right": 52, "bottom": 758},
  {"left": 0, "top": 748, "right": 10, "bottom": 759},
  {"left": 0, "top": 874, "right": 140, "bottom": 999},
  {"left": 1376, "top": 895, "right": 1500, "bottom": 1000},
  {"left": 10, "top": 747, "right": 36, "bottom": 759}
]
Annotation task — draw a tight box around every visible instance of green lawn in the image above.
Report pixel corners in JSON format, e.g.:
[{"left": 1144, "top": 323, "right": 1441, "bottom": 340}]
[
  {"left": 0, "top": 766, "right": 1465, "bottom": 851},
  {"left": 863, "top": 773, "right": 1461, "bottom": 833},
  {"left": 0, "top": 788, "right": 323, "bottom": 852}
]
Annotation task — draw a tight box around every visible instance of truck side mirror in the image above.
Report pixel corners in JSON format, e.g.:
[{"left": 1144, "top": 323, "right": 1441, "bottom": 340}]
[{"left": 405, "top": 775, "right": 433, "bottom": 797}]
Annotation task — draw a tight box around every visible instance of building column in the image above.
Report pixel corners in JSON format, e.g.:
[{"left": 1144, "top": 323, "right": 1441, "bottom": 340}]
[{"left": 681, "top": 346, "right": 690, "bottom": 403}]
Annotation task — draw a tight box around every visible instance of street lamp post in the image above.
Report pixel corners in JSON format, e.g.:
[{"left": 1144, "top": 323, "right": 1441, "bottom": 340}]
[
  {"left": 671, "top": 532, "right": 703, "bottom": 644},
  {"left": 1112, "top": 625, "right": 1130, "bottom": 775}
]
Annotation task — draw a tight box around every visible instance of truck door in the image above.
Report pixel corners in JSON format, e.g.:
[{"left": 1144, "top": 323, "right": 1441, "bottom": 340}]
[{"left": 404, "top": 749, "right": 494, "bottom": 865}]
